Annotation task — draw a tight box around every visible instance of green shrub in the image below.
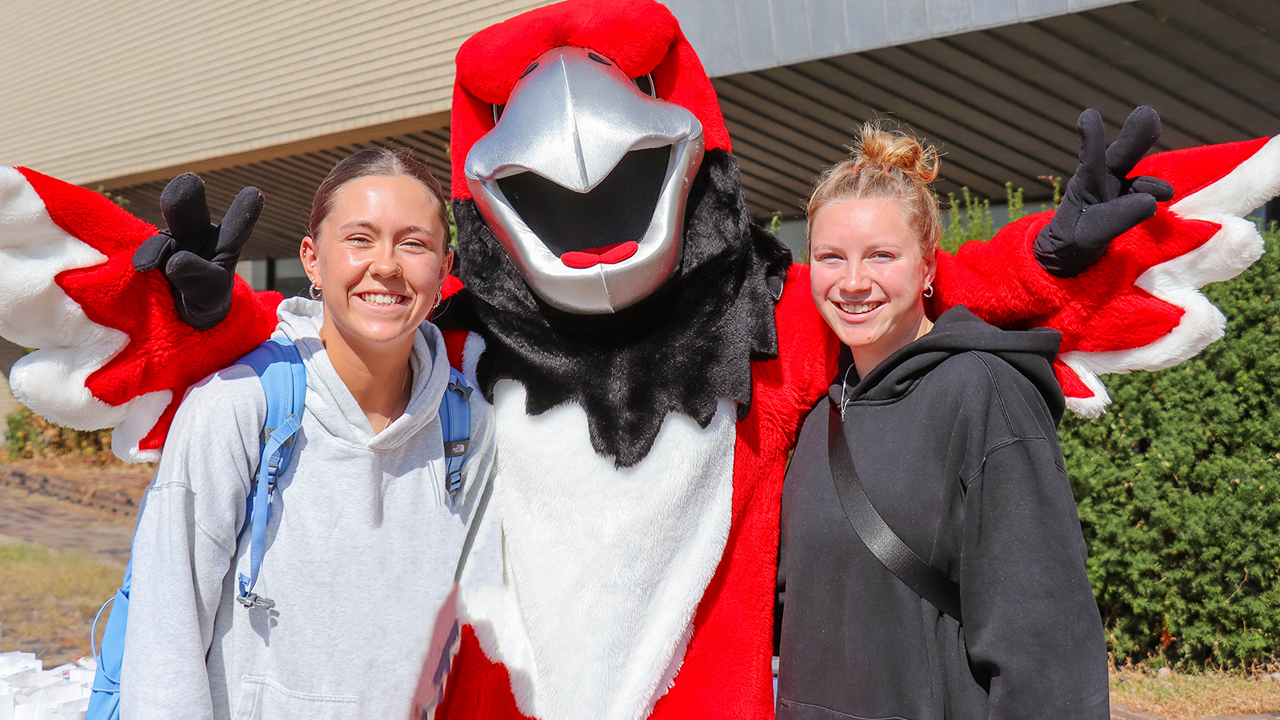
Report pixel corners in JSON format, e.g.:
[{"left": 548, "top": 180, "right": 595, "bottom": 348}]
[
  {"left": 939, "top": 181, "right": 1046, "bottom": 254},
  {"left": 5, "top": 404, "right": 113, "bottom": 461},
  {"left": 940, "top": 187, "right": 993, "bottom": 254},
  {"left": 1058, "top": 227, "right": 1280, "bottom": 668},
  {"left": 93, "top": 185, "right": 130, "bottom": 208}
]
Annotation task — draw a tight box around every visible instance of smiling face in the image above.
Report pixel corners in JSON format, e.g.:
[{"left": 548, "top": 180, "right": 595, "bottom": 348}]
[
  {"left": 809, "top": 197, "right": 937, "bottom": 376},
  {"left": 300, "top": 174, "right": 453, "bottom": 356}
]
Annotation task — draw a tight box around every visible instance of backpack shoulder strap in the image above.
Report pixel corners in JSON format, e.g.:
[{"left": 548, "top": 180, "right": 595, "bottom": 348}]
[
  {"left": 827, "top": 400, "right": 963, "bottom": 623},
  {"left": 86, "top": 555, "right": 132, "bottom": 717},
  {"left": 86, "top": 338, "right": 305, "bottom": 718},
  {"left": 234, "top": 337, "right": 307, "bottom": 611},
  {"left": 438, "top": 367, "right": 473, "bottom": 506}
]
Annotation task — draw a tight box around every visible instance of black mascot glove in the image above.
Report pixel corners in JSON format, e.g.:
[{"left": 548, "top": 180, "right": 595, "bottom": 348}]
[
  {"left": 133, "top": 173, "right": 264, "bottom": 330},
  {"left": 1034, "top": 106, "right": 1176, "bottom": 278}
]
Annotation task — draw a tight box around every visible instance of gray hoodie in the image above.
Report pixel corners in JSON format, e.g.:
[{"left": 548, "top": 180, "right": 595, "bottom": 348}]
[{"left": 121, "top": 297, "right": 495, "bottom": 720}]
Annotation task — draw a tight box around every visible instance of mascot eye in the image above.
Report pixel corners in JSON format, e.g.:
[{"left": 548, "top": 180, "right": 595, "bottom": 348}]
[
  {"left": 520, "top": 61, "right": 539, "bottom": 79},
  {"left": 632, "top": 74, "right": 656, "bottom": 98},
  {"left": 587, "top": 52, "right": 611, "bottom": 66},
  {"left": 493, "top": 103, "right": 506, "bottom": 124}
]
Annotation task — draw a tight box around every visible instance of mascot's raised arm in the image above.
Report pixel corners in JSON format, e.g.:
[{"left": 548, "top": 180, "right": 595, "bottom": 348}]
[
  {"left": 0, "top": 1, "right": 1277, "bottom": 719},
  {"left": 0, "top": 168, "right": 279, "bottom": 462}
]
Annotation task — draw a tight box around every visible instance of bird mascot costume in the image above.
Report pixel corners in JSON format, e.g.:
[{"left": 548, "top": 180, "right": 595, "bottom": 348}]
[{"left": 1, "top": 1, "right": 1279, "bottom": 719}]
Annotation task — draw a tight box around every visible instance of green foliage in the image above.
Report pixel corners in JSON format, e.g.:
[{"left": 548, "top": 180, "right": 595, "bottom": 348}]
[
  {"left": 1036, "top": 175, "right": 1064, "bottom": 213},
  {"left": 93, "top": 185, "right": 130, "bottom": 208},
  {"left": 940, "top": 187, "right": 993, "bottom": 254},
  {"left": 1058, "top": 228, "right": 1280, "bottom": 669},
  {"left": 1005, "top": 181, "right": 1026, "bottom": 224},
  {"left": 5, "top": 404, "right": 112, "bottom": 461},
  {"left": 769, "top": 212, "right": 783, "bottom": 236},
  {"left": 940, "top": 182, "right": 1030, "bottom": 254}
]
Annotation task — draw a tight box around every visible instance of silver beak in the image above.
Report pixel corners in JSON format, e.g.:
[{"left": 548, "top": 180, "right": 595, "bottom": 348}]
[{"left": 465, "top": 46, "right": 705, "bottom": 314}]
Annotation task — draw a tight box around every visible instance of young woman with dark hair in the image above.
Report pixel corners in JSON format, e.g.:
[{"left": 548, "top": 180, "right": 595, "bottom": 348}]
[
  {"left": 120, "top": 148, "right": 495, "bottom": 719},
  {"left": 775, "top": 125, "right": 1110, "bottom": 720}
]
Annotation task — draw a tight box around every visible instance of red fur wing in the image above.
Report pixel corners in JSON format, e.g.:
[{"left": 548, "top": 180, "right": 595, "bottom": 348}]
[
  {"left": 930, "top": 136, "right": 1278, "bottom": 413},
  {"left": 19, "top": 167, "right": 282, "bottom": 453}
]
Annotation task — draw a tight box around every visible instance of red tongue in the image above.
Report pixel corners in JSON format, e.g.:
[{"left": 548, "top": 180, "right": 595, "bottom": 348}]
[{"left": 560, "top": 241, "right": 639, "bottom": 269}]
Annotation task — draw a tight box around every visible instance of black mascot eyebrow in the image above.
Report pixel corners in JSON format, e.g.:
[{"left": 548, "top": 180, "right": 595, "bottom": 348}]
[{"left": 0, "top": 0, "right": 1277, "bottom": 718}]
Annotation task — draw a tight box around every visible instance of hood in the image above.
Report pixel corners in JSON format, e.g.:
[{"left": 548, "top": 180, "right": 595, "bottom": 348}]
[
  {"left": 273, "top": 297, "right": 452, "bottom": 451},
  {"left": 834, "top": 306, "right": 1066, "bottom": 424}
]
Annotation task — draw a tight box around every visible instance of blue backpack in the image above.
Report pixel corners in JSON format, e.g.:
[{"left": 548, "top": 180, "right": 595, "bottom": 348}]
[{"left": 87, "top": 337, "right": 473, "bottom": 719}]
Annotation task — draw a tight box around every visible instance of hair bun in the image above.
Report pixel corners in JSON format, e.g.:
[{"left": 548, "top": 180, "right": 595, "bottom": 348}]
[
  {"left": 808, "top": 121, "right": 944, "bottom": 255},
  {"left": 852, "top": 123, "right": 939, "bottom": 185}
]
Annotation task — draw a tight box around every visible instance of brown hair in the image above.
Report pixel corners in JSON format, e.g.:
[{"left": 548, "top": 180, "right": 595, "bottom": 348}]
[
  {"left": 308, "top": 148, "right": 451, "bottom": 248},
  {"left": 807, "top": 122, "right": 943, "bottom": 256}
]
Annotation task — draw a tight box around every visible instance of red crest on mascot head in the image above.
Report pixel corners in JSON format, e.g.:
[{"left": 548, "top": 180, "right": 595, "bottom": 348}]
[{"left": 449, "top": 0, "right": 731, "bottom": 201}]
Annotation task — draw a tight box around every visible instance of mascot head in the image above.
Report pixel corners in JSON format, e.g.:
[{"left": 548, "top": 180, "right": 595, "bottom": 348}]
[
  {"left": 450, "top": 0, "right": 731, "bottom": 314},
  {"left": 448, "top": 0, "right": 788, "bottom": 466}
]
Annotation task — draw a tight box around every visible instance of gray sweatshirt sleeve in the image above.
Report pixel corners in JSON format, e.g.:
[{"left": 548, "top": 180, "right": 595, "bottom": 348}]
[{"left": 121, "top": 366, "right": 266, "bottom": 720}]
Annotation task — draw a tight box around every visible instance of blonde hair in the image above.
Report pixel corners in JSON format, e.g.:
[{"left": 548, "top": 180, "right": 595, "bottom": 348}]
[{"left": 807, "top": 122, "right": 943, "bottom": 256}]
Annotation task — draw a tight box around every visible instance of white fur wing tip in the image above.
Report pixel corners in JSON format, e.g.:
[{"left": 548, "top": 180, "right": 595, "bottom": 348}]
[
  {"left": 1172, "top": 135, "right": 1280, "bottom": 220},
  {"left": 1064, "top": 395, "right": 1107, "bottom": 419},
  {"left": 1061, "top": 356, "right": 1111, "bottom": 419},
  {"left": 109, "top": 390, "right": 172, "bottom": 464}
]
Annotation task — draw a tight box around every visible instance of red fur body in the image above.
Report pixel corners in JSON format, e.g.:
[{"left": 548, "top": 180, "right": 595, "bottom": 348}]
[{"left": 438, "top": 266, "right": 838, "bottom": 719}]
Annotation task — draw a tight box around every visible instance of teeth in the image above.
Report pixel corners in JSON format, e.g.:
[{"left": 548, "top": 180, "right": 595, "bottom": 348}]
[
  {"left": 838, "top": 301, "right": 882, "bottom": 314},
  {"left": 360, "top": 293, "right": 402, "bottom": 306}
]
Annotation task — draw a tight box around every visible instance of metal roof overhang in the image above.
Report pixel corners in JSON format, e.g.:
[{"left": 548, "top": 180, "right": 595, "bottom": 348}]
[{"left": 110, "top": 0, "right": 1280, "bottom": 260}]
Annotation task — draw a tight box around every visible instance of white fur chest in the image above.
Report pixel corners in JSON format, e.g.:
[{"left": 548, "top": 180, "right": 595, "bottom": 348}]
[{"left": 464, "top": 379, "right": 737, "bottom": 720}]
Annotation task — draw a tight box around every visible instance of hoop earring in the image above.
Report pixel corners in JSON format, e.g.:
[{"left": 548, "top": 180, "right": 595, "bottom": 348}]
[
  {"left": 309, "top": 282, "right": 322, "bottom": 300},
  {"left": 923, "top": 284, "right": 934, "bottom": 299},
  {"left": 433, "top": 290, "right": 443, "bottom": 309}
]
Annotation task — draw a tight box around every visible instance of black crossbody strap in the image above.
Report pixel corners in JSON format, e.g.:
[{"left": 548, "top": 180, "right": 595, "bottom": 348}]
[{"left": 827, "top": 401, "right": 963, "bottom": 622}]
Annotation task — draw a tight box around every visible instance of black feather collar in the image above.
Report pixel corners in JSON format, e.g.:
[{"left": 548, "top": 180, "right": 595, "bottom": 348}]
[{"left": 441, "top": 150, "right": 790, "bottom": 467}]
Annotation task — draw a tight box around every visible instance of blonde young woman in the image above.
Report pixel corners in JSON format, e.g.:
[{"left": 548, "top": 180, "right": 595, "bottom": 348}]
[
  {"left": 775, "top": 126, "right": 1109, "bottom": 719},
  {"left": 121, "top": 149, "right": 495, "bottom": 719}
]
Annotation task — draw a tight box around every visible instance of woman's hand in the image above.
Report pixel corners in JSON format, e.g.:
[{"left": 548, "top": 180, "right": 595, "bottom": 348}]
[{"left": 133, "top": 173, "right": 264, "bottom": 330}]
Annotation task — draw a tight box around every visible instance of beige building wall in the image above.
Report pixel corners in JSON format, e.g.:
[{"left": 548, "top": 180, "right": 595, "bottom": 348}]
[{"left": 0, "top": 0, "right": 556, "bottom": 187}]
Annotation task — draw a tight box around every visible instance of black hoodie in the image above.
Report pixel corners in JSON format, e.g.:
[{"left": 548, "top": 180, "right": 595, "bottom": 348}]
[{"left": 777, "top": 306, "right": 1109, "bottom": 720}]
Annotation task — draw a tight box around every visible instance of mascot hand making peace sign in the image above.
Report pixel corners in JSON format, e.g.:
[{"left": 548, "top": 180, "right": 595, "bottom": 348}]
[{"left": 1, "top": 1, "right": 1278, "bottom": 719}]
